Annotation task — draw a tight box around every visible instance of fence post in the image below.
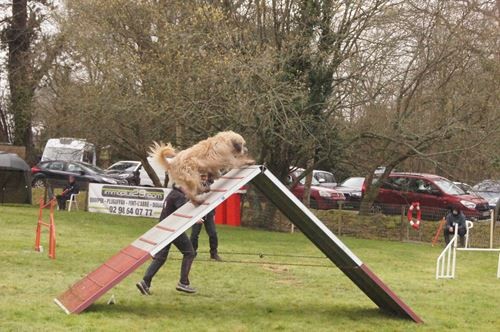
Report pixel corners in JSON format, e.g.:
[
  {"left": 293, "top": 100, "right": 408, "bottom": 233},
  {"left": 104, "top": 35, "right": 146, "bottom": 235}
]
[
  {"left": 490, "top": 211, "right": 494, "bottom": 249},
  {"left": 338, "top": 201, "right": 343, "bottom": 236},
  {"left": 400, "top": 205, "right": 406, "bottom": 241}
]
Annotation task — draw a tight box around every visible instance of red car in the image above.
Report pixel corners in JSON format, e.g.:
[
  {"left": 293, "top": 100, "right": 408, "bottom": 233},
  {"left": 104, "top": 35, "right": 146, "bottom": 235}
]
[
  {"left": 288, "top": 169, "right": 345, "bottom": 210},
  {"left": 363, "top": 172, "right": 490, "bottom": 220}
]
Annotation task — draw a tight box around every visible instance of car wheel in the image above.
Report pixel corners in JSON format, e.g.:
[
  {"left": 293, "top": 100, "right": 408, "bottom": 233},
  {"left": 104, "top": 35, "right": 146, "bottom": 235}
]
[
  {"left": 32, "top": 177, "right": 46, "bottom": 188},
  {"left": 370, "top": 204, "right": 382, "bottom": 214}
]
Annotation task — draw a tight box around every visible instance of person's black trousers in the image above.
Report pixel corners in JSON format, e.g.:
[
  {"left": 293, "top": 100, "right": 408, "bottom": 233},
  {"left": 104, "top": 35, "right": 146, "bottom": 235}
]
[
  {"left": 56, "top": 195, "right": 69, "bottom": 210},
  {"left": 444, "top": 226, "right": 467, "bottom": 246},
  {"left": 143, "top": 232, "right": 195, "bottom": 287},
  {"left": 190, "top": 218, "right": 218, "bottom": 255}
]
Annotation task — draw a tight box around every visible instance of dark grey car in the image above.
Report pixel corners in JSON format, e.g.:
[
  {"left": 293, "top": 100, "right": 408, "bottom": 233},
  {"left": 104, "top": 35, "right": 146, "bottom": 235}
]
[
  {"left": 31, "top": 160, "right": 128, "bottom": 188},
  {"left": 473, "top": 180, "right": 500, "bottom": 209}
]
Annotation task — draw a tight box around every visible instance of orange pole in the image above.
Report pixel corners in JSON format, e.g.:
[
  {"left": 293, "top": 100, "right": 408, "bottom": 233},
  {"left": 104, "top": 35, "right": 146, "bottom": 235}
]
[
  {"left": 35, "top": 197, "right": 57, "bottom": 259},
  {"left": 432, "top": 217, "right": 445, "bottom": 247},
  {"left": 48, "top": 200, "right": 56, "bottom": 259},
  {"left": 35, "top": 199, "right": 44, "bottom": 251}
]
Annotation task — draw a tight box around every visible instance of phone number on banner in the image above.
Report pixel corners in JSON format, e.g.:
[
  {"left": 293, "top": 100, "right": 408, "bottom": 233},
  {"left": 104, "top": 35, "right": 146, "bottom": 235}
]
[{"left": 108, "top": 206, "right": 154, "bottom": 217}]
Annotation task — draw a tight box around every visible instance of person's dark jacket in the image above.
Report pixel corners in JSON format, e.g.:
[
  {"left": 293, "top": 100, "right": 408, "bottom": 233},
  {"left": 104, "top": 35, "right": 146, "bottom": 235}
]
[
  {"left": 62, "top": 181, "right": 80, "bottom": 198},
  {"left": 159, "top": 186, "right": 187, "bottom": 221},
  {"left": 445, "top": 211, "right": 466, "bottom": 229}
]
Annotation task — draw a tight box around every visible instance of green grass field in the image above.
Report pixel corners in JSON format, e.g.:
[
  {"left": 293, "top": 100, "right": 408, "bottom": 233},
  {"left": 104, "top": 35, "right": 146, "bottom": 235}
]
[{"left": 1, "top": 204, "right": 500, "bottom": 331}]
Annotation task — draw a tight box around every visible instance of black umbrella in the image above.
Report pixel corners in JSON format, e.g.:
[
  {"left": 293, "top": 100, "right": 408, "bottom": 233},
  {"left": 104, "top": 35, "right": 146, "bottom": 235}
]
[{"left": 0, "top": 152, "right": 30, "bottom": 171}]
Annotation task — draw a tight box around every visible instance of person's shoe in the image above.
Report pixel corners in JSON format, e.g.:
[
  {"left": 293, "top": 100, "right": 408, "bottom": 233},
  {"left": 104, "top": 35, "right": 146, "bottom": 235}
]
[
  {"left": 176, "top": 282, "right": 197, "bottom": 294},
  {"left": 136, "top": 280, "right": 151, "bottom": 295},
  {"left": 210, "top": 253, "right": 222, "bottom": 261}
]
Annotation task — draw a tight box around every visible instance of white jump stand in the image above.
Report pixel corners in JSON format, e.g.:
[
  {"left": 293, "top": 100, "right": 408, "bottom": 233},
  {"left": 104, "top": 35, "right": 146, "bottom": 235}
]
[{"left": 436, "top": 211, "right": 499, "bottom": 279}]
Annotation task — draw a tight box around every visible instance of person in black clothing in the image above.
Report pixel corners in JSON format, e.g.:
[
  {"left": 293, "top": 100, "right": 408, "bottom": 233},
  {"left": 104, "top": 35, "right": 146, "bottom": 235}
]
[
  {"left": 56, "top": 175, "right": 80, "bottom": 210},
  {"left": 443, "top": 207, "right": 467, "bottom": 247},
  {"left": 190, "top": 174, "right": 222, "bottom": 261},
  {"left": 136, "top": 184, "right": 197, "bottom": 295},
  {"left": 191, "top": 209, "right": 222, "bottom": 261}
]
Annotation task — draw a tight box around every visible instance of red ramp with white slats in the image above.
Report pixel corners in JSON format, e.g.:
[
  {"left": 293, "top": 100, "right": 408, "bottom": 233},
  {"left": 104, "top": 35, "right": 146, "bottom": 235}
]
[
  {"left": 54, "top": 165, "right": 422, "bottom": 323},
  {"left": 54, "top": 166, "right": 263, "bottom": 314}
]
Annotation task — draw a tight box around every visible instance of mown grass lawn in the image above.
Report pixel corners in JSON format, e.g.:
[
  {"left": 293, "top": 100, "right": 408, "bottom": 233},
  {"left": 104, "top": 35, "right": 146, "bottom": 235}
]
[{"left": 1, "top": 204, "right": 499, "bottom": 332}]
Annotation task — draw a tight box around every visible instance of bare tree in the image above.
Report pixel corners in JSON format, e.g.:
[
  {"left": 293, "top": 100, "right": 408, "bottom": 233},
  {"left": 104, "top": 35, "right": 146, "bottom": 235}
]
[{"left": 1, "top": 0, "right": 60, "bottom": 162}]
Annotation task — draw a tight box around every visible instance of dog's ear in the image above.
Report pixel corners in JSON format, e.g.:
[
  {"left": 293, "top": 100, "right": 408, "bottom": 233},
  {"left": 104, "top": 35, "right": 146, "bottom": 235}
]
[{"left": 232, "top": 140, "right": 243, "bottom": 153}]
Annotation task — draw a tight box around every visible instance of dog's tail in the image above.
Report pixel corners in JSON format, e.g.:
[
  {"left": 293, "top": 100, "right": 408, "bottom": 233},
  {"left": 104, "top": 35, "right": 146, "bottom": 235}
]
[{"left": 149, "top": 141, "right": 176, "bottom": 171}]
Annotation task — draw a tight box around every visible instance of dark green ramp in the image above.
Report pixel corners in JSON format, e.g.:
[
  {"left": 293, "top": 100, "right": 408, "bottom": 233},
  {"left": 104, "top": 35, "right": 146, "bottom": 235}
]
[{"left": 252, "top": 167, "right": 422, "bottom": 323}]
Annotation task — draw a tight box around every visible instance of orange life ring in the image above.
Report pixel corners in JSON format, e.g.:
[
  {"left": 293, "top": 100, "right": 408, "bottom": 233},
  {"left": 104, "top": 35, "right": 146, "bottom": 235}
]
[{"left": 407, "top": 202, "right": 421, "bottom": 230}]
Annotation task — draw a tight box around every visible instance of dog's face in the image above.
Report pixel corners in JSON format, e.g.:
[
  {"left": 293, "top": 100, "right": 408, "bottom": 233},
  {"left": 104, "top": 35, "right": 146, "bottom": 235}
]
[
  {"left": 232, "top": 139, "right": 248, "bottom": 155},
  {"left": 224, "top": 131, "right": 248, "bottom": 156}
]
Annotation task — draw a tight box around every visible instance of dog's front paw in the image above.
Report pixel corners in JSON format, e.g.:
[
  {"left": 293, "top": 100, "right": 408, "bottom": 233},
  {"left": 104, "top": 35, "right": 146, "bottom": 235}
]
[{"left": 191, "top": 198, "right": 204, "bottom": 206}]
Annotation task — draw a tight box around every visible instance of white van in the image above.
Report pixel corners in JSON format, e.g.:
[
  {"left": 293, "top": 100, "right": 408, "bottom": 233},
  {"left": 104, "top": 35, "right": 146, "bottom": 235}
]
[
  {"left": 41, "top": 138, "right": 96, "bottom": 165},
  {"left": 139, "top": 157, "right": 169, "bottom": 187}
]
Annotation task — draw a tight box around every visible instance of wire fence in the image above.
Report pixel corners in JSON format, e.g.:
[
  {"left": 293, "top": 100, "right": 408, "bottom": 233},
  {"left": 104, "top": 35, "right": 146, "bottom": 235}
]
[{"left": 241, "top": 185, "right": 500, "bottom": 248}]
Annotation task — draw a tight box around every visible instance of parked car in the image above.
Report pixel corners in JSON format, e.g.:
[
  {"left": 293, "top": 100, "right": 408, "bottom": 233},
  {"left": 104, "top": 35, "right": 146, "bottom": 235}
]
[
  {"left": 290, "top": 167, "right": 337, "bottom": 188},
  {"left": 105, "top": 158, "right": 169, "bottom": 187},
  {"left": 363, "top": 172, "right": 490, "bottom": 220},
  {"left": 453, "top": 182, "right": 482, "bottom": 198},
  {"left": 313, "top": 170, "right": 337, "bottom": 188},
  {"left": 287, "top": 169, "right": 345, "bottom": 210},
  {"left": 138, "top": 157, "right": 169, "bottom": 187},
  {"left": 472, "top": 180, "right": 500, "bottom": 209},
  {"left": 31, "top": 160, "right": 128, "bottom": 188},
  {"left": 334, "top": 177, "right": 364, "bottom": 208},
  {"left": 105, "top": 161, "right": 141, "bottom": 186}
]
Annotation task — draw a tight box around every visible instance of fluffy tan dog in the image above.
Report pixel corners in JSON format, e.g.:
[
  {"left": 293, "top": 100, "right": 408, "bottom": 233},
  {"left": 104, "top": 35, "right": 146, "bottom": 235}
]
[{"left": 150, "top": 131, "right": 255, "bottom": 204}]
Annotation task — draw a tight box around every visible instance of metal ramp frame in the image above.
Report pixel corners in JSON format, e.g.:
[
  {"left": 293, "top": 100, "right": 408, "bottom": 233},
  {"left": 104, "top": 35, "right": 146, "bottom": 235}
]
[{"left": 54, "top": 165, "right": 422, "bottom": 323}]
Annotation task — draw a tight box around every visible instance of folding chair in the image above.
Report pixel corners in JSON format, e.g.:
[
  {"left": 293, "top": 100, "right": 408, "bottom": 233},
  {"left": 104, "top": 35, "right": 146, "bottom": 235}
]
[{"left": 66, "top": 193, "right": 79, "bottom": 212}]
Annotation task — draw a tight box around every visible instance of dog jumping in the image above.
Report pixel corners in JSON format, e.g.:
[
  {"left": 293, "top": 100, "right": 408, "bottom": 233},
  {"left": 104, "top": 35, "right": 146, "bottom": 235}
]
[{"left": 150, "top": 131, "right": 255, "bottom": 204}]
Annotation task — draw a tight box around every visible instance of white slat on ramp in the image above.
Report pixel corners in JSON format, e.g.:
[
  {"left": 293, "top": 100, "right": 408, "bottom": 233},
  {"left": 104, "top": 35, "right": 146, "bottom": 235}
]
[{"left": 55, "top": 165, "right": 422, "bottom": 323}]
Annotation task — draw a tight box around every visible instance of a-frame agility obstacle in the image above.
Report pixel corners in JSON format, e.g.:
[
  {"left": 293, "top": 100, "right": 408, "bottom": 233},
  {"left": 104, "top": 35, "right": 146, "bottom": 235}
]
[{"left": 54, "top": 165, "right": 422, "bottom": 323}]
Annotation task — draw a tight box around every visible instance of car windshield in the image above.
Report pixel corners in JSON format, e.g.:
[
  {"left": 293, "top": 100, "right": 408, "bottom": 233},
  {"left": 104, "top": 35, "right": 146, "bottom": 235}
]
[
  {"left": 79, "top": 163, "right": 105, "bottom": 175},
  {"left": 108, "top": 162, "right": 139, "bottom": 172},
  {"left": 294, "top": 171, "right": 321, "bottom": 185},
  {"left": 340, "top": 177, "right": 364, "bottom": 188},
  {"left": 434, "top": 179, "right": 466, "bottom": 195}
]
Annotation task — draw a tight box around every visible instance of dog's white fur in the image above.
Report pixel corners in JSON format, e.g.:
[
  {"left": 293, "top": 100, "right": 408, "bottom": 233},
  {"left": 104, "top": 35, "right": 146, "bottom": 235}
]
[{"left": 150, "top": 131, "right": 254, "bottom": 204}]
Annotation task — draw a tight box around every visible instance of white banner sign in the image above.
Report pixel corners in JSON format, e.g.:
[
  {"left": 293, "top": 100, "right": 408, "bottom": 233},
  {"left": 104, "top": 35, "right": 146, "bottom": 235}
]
[{"left": 88, "top": 183, "right": 171, "bottom": 218}]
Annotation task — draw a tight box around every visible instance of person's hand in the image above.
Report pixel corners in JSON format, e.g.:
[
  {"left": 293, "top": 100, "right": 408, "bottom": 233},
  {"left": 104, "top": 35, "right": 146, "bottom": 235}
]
[
  {"left": 449, "top": 227, "right": 454, "bottom": 232},
  {"left": 196, "top": 219, "right": 204, "bottom": 224}
]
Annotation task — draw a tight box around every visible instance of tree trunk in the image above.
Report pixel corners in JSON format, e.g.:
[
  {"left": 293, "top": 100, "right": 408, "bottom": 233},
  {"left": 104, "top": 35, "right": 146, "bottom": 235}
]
[{"left": 6, "top": 0, "right": 34, "bottom": 162}]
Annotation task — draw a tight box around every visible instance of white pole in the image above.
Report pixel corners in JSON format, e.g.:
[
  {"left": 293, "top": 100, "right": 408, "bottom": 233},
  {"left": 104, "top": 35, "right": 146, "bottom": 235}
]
[
  {"left": 490, "top": 210, "right": 494, "bottom": 249},
  {"left": 451, "top": 225, "right": 458, "bottom": 278},
  {"left": 446, "top": 243, "right": 452, "bottom": 277},
  {"left": 497, "top": 253, "right": 500, "bottom": 279},
  {"left": 451, "top": 245, "right": 457, "bottom": 279}
]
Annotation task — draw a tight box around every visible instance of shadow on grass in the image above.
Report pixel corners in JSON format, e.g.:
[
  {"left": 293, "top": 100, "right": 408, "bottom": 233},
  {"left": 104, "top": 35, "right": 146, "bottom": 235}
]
[{"left": 87, "top": 300, "right": 406, "bottom": 323}]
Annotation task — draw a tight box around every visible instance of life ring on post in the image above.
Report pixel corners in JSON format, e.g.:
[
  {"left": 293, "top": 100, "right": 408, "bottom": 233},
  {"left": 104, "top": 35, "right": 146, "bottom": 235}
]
[{"left": 407, "top": 202, "right": 421, "bottom": 230}]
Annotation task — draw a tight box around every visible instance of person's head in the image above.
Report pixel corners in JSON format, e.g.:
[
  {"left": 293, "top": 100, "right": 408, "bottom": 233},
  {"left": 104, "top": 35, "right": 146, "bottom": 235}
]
[
  {"left": 69, "top": 175, "right": 76, "bottom": 183},
  {"left": 201, "top": 173, "right": 214, "bottom": 185},
  {"left": 452, "top": 207, "right": 460, "bottom": 216},
  {"left": 173, "top": 183, "right": 186, "bottom": 194}
]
